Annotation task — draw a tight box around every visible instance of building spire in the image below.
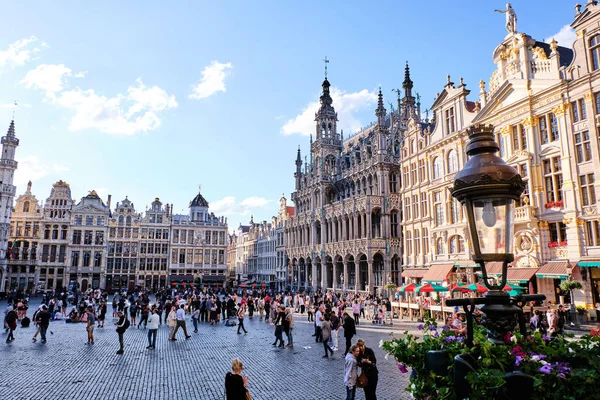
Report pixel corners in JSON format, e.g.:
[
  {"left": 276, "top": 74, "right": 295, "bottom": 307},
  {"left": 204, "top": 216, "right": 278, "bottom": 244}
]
[
  {"left": 7, "top": 119, "right": 15, "bottom": 137},
  {"left": 323, "top": 56, "right": 329, "bottom": 79},
  {"left": 375, "top": 87, "right": 386, "bottom": 125},
  {"left": 402, "top": 62, "right": 413, "bottom": 98}
]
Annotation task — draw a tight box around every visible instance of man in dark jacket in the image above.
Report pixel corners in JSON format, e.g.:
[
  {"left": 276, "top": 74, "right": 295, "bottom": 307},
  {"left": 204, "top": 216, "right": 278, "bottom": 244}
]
[
  {"left": 342, "top": 312, "right": 356, "bottom": 356},
  {"left": 36, "top": 305, "right": 52, "bottom": 344},
  {"left": 114, "top": 311, "right": 128, "bottom": 354}
]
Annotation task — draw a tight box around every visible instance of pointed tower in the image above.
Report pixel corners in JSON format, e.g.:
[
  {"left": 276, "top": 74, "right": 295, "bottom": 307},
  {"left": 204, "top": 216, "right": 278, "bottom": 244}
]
[
  {"left": 0, "top": 120, "right": 19, "bottom": 292},
  {"left": 375, "top": 87, "right": 387, "bottom": 127},
  {"left": 294, "top": 146, "right": 303, "bottom": 190},
  {"left": 401, "top": 63, "right": 418, "bottom": 121}
]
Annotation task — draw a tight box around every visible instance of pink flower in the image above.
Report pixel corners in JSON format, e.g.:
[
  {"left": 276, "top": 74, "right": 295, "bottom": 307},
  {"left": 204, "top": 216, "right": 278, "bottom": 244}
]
[{"left": 398, "top": 364, "right": 408, "bottom": 374}]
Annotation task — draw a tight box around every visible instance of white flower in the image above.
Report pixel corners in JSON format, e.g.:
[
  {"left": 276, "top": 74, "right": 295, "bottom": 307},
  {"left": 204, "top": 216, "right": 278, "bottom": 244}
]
[
  {"left": 385, "top": 353, "right": 389, "bottom": 360},
  {"left": 540, "top": 360, "right": 548, "bottom": 365},
  {"left": 568, "top": 348, "right": 575, "bottom": 353},
  {"left": 379, "top": 339, "right": 384, "bottom": 348},
  {"left": 510, "top": 335, "right": 517, "bottom": 343},
  {"left": 531, "top": 355, "right": 540, "bottom": 362},
  {"left": 411, "top": 383, "right": 416, "bottom": 390}
]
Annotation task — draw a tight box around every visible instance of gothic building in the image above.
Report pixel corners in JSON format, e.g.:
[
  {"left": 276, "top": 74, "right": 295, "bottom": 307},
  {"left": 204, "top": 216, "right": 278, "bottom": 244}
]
[
  {"left": 0, "top": 120, "right": 19, "bottom": 291},
  {"left": 285, "top": 67, "right": 420, "bottom": 294}
]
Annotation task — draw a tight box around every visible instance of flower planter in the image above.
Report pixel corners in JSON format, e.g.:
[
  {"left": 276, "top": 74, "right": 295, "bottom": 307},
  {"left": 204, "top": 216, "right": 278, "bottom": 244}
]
[{"left": 425, "top": 349, "right": 450, "bottom": 376}]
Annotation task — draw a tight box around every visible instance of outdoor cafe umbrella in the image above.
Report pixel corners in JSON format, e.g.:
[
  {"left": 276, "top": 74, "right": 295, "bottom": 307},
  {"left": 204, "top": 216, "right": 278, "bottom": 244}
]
[
  {"left": 502, "top": 283, "right": 525, "bottom": 291},
  {"left": 399, "top": 283, "right": 419, "bottom": 293},
  {"left": 449, "top": 282, "right": 469, "bottom": 292},
  {"left": 502, "top": 283, "right": 526, "bottom": 296},
  {"left": 465, "top": 283, "right": 489, "bottom": 293},
  {"left": 239, "top": 283, "right": 248, "bottom": 288},
  {"left": 417, "top": 283, "right": 449, "bottom": 293}
]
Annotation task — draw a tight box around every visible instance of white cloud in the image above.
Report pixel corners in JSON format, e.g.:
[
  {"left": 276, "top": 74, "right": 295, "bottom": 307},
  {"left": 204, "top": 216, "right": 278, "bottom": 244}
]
[
  {"left": 0, "top": 36, "right": 40, "bottom": 69},
  {"left": 56, "top": 79, "right": 177, "bottom": 135},
  {"left": 21, "top": 64, "right": 73, "bottom": 97},
  {"left": 74, "top": 71, "right": 87, "bottom": 78},
  {"left": 14, "top": 155, "right": 69, "bottom": 189},
  {"left": 211, "top": 196, "right": 271, "bottom": 216},
  {"left": 22, "top": 63, "right": 178, "bottom": 135},
  {"left": 545, "top": 25, "right": 577, "bottom": 48},
  {"left": 281, "top": 87, "right": 377, "bottom": 136},
  {"left": 189, "top": 61, "right": 233, "bottom": 99}
]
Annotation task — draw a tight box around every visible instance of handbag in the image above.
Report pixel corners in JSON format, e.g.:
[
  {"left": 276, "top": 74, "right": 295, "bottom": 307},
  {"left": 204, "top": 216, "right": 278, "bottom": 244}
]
[{"left": 357, "top": 371, "right": 368, "bottom": 388}]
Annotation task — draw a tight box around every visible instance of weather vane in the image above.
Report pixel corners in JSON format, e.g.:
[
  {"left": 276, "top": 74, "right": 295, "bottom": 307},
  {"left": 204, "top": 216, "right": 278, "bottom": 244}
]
[
  {"left": 323, "top": 56, "right": 329, "bottom": 78},
  {"left": 12, "top": 101, "right": 17, "bottom": 120},
  {"left": 391, "top": 88, "right": 402, "bottom": 99},
  {"left": 198, "top": 184, "right": 202, "bottom": 193}
]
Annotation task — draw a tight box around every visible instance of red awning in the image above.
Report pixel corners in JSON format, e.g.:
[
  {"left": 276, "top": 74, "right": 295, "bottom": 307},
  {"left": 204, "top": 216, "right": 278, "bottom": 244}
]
[
  {"left": 401, "top": 268, "right": 429, "bottom": 278},
  {"left": 422, "top": 263, "right": 454, "bottom": 283}
]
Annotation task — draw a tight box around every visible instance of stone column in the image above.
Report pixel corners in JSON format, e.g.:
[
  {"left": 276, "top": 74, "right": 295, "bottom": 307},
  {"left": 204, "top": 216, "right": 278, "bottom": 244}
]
[
  {"left": 367, "top": 260, "right": 374, "bottom": 294},
  {"left": 297, "top": 262, "right": 301, "bottom": 289},
  {"left": 343, "top": 261, "right": 348, "bottom": 291},
  {"left": 355, "top": 261, "right": 360, "bottom": 293},
  {"left": 332, "top": 262, "right": 338, "bottom": 291},
  {"left": 321, "top": 261, "right": 326, "bottom": 289},
  {"left": 311, "top": 261, "right": 317, "bottom": 288},
  {"left": 367, "top": 209, "right": 372, "bottom": 239}
]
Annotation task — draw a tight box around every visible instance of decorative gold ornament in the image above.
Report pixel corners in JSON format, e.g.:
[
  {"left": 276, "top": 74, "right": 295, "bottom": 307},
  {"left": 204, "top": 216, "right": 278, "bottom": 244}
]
[
  {"left": 521, "top": 115, "right": 538, "bottom": 127},
  {"left": 576, "top": 29, "right": 585, "bottom": 38},
  {"left": 575, "top": 217, "right": 585, "bottom": 226},
  {"left": 584, "top": 92, "right": 594, "bottom": 101},
  {"left": 531, "top": 46, "right": 548, "bottom": 60},
  {"left": 563, "top": 218, "right": 573, "bottom": 225},
  {"left": 538, "top": 221, "right": 549, "bottom": 228},
  {"left": 551, "top": 103, "right": 571, "bottom": 114}
]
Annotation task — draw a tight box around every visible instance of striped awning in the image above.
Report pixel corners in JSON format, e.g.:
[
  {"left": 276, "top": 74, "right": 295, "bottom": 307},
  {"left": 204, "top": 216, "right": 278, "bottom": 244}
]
[
  {"left": 535, "top": 261, "right": 569, "bottom": 279},
  {"left": 422, "top": 263, "right": 455, "bottom": 284}
]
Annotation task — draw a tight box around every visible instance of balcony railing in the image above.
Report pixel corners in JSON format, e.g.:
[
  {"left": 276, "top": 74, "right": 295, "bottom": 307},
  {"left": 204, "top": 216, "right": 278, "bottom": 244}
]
[{"left": 515, "top": 205, "right": 536, "bottom": 222}]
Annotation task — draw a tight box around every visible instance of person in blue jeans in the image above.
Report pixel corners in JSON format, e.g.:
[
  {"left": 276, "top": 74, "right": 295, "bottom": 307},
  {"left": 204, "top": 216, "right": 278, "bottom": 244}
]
[
  {"left": 344, "top": 345, "right": 359, "bottom": 400},
  {"left": 146, "top": 308, "right": 159, "bottom": 349}
]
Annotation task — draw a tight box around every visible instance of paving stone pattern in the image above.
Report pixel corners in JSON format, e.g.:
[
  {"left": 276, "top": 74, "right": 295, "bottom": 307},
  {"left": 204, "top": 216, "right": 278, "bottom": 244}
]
[{"left": 0, "top": 300, "right": 412, "bottom": 400}]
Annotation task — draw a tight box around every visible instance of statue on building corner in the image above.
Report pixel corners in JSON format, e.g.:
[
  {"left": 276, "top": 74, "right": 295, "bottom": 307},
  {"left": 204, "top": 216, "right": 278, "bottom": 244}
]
[{"left": 494, "top": 3, "right": 517, "bottom": 34}]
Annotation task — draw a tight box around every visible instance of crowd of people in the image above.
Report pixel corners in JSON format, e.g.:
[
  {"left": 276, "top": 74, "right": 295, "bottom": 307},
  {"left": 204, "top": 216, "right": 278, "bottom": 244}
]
[{"left": 4, "top": 287, "right": 390, "bottom": 399}]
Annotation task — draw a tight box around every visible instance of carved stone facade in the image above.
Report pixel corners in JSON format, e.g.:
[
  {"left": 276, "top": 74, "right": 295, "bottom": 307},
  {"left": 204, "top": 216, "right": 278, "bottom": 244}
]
[
  {"left": 399, "top": 76, "right": 477, "bottom": 283},
  {"left": 285, "top": 67, "right": 419, "bottom": 294}
]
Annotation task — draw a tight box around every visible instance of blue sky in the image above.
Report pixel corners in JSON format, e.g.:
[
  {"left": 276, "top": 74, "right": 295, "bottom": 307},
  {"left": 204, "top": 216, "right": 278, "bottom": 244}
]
[{"left": 0, "top": 1, "right": 577, "bottom": 230}]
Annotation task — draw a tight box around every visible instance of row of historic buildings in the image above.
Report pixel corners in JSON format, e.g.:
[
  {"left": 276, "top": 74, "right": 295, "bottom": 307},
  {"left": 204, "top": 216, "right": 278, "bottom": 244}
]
[
  {"left": 276, "top": 3, "right": 600, "bottom": 309},
  {"left": 5, "top": 179, "right": 228, "bottom": 292},
  {"left": 4, "top": 4, "right": 600, "bottom": 312}
]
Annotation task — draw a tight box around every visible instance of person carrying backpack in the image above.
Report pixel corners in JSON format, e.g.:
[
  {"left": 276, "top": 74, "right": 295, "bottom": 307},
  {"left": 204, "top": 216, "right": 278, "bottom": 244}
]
[
  {"left": 114, "top": 311, "right": 129, "bottom": 354},
  {"left": 4, "top": 306, "right": 17, "bottom": 343}
]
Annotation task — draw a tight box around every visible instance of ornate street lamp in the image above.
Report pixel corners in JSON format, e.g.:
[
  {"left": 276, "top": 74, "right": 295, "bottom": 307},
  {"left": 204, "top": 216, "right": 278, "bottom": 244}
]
[{"left": 446, "top": 124, "right": 545, "bottom": 344}]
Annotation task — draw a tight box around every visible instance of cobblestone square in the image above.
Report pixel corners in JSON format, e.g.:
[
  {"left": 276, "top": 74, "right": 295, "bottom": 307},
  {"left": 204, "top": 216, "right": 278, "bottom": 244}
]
[{"left": 1, "top": 300, "right": 412, "bottom": 400}]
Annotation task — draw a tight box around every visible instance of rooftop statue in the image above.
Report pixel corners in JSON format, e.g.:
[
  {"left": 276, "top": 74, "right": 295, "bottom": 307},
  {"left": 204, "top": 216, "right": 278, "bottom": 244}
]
[{"left": 494, "top": 3, "right": 517, "bottom": 34}]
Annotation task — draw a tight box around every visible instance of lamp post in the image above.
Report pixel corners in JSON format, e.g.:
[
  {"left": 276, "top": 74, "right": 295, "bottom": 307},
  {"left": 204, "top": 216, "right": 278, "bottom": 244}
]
[{"left": 446, "top": 124, "right": 545, "bottom": 344}]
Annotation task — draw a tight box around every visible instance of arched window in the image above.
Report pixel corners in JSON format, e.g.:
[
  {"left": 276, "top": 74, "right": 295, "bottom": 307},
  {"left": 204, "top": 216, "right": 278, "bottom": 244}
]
[
  {"left": 118, "top": 215, "right": 124, "bottom": 226},
  {"left": 447, "top": 150, "right": 458, "bottom": 173},
  {"left": 449, "top": 235, "right": 465, "bottom": 254},
  {"left": 436, "top": 237, "right": 444, "bottom": 255},
  {"left": 433, "top": 157, "right": 442, "bottom": 179},
  {"left": 126, "top": 216, "right": 132, "bottom": 226}
]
